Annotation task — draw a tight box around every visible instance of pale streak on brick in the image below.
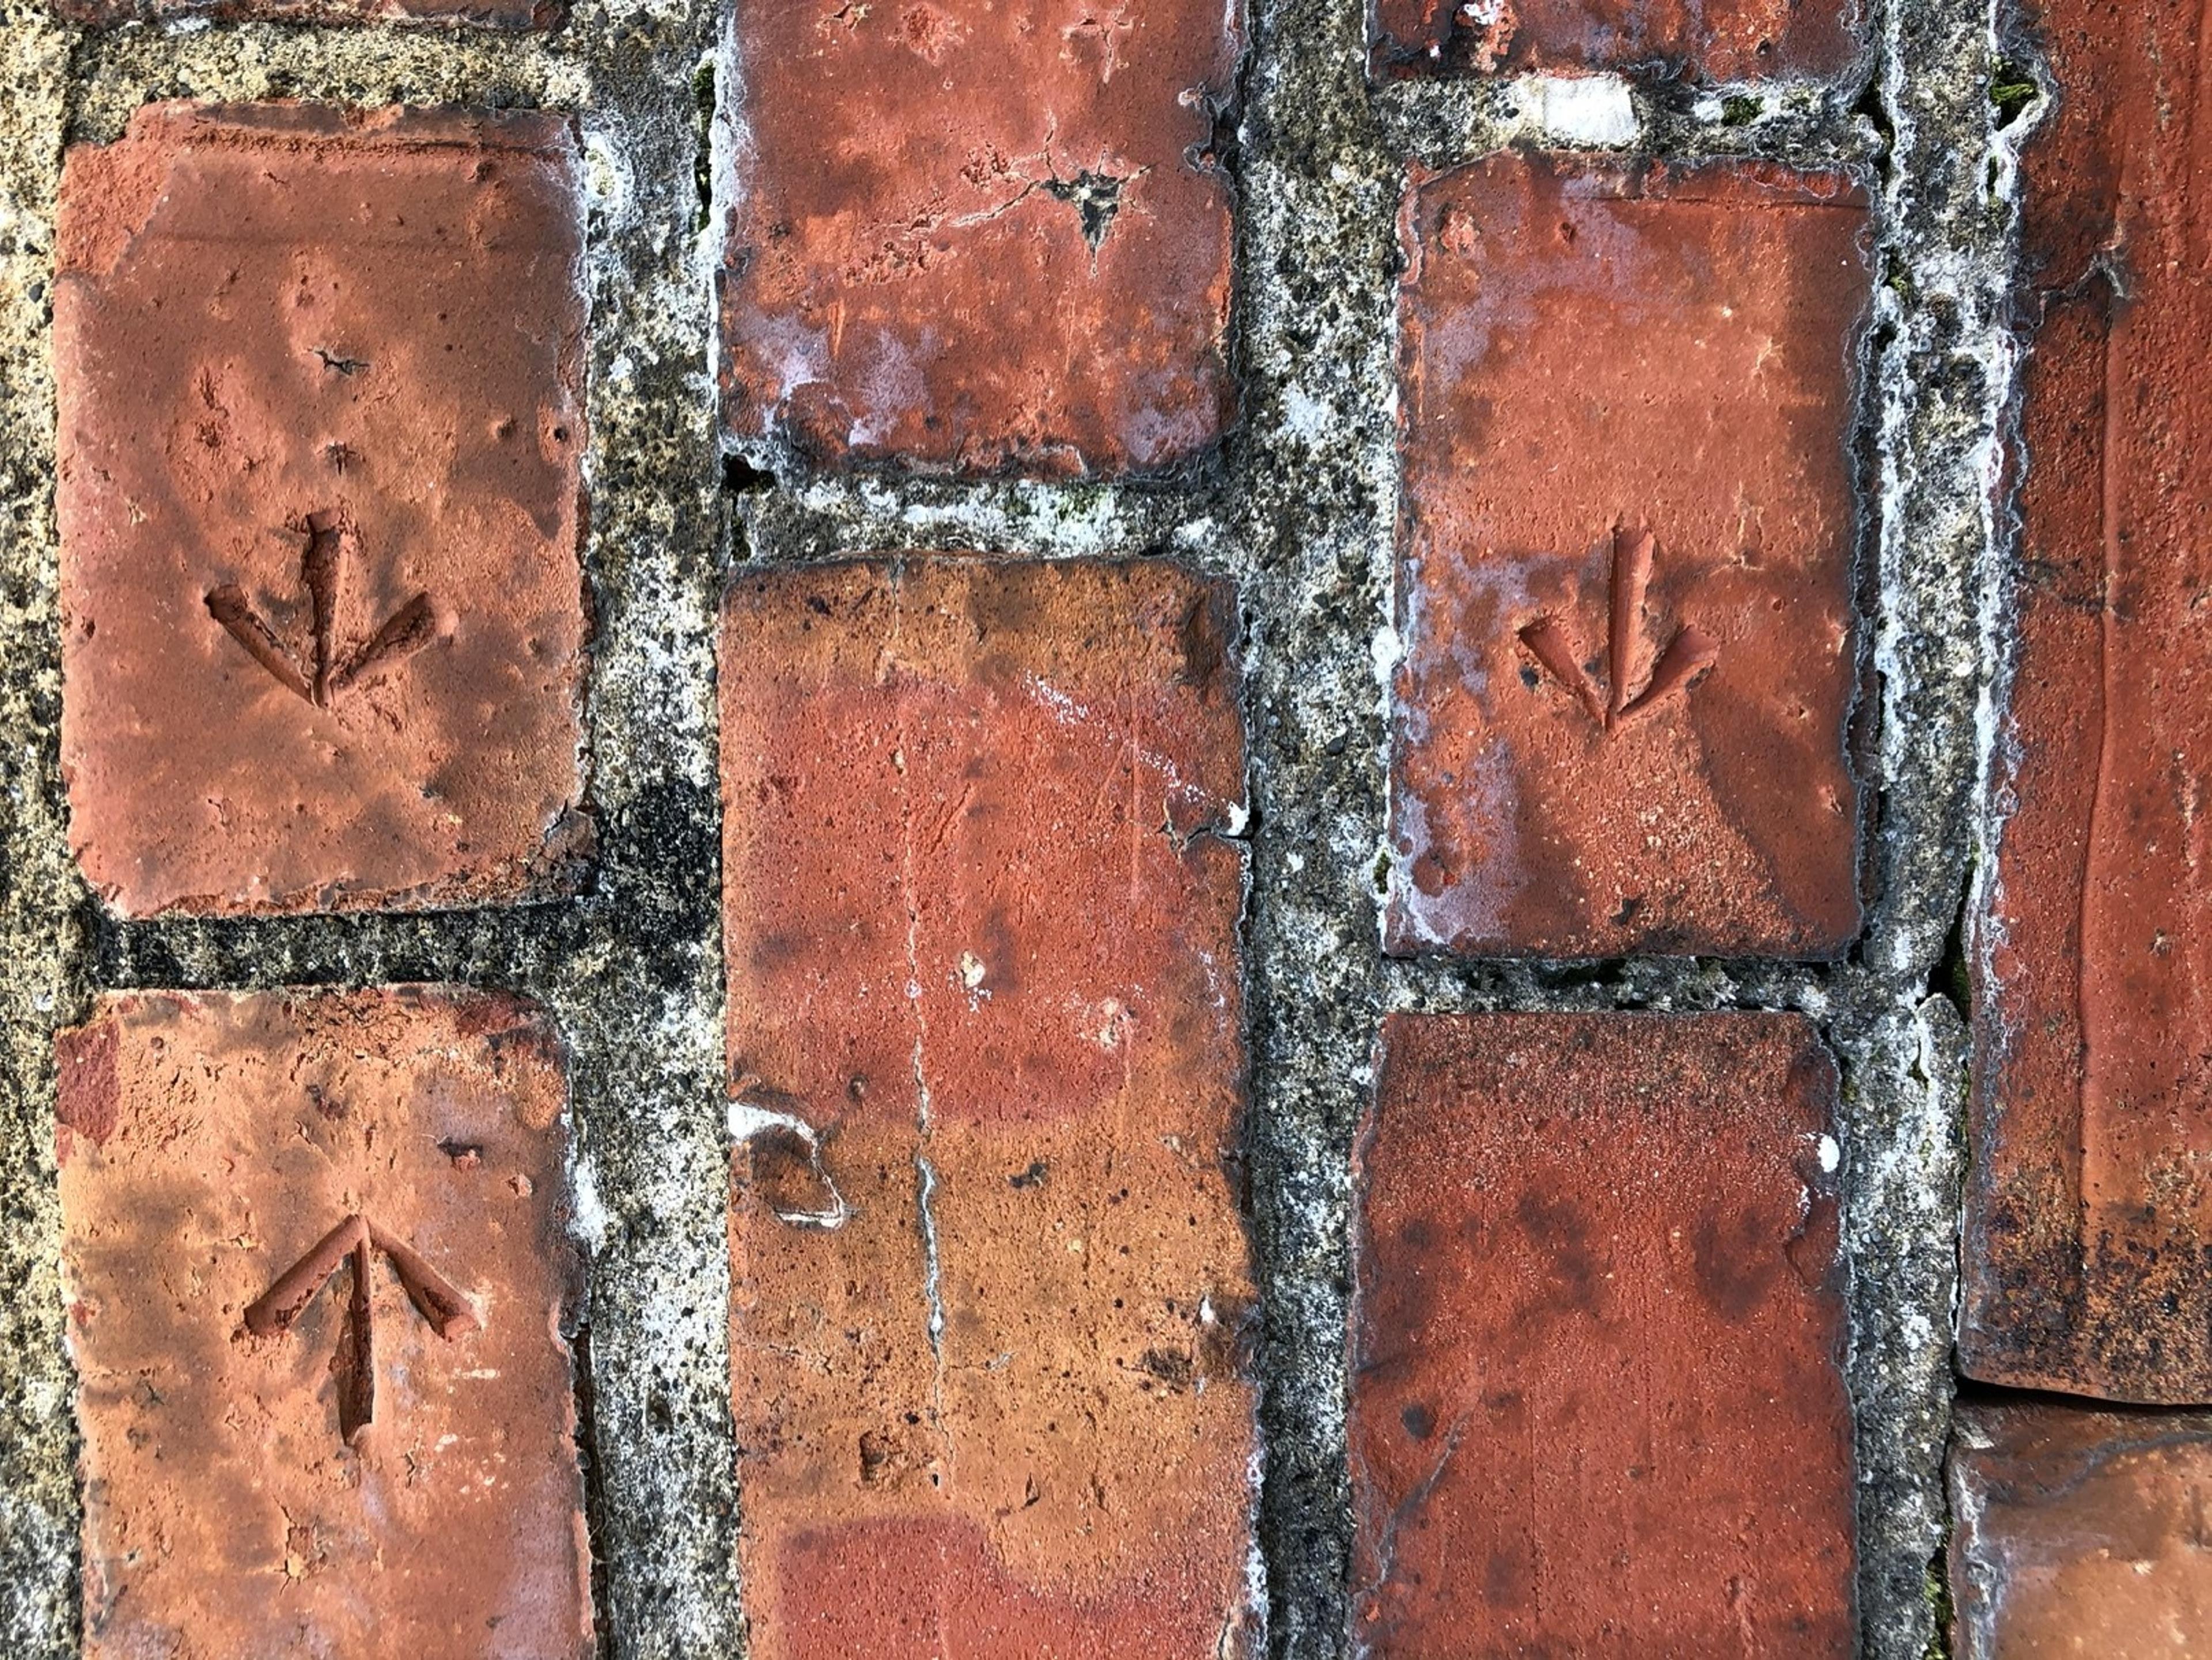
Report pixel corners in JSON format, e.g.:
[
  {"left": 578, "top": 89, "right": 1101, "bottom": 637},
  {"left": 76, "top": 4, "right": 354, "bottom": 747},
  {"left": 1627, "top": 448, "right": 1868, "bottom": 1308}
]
[{"left": 721, "top": 558, "right": 1259, "bottom": 1657}]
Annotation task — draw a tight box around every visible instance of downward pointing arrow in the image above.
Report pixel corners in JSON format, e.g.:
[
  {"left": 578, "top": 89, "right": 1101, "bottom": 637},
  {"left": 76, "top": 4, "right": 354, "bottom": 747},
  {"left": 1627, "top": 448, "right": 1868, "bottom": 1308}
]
[
  {"left": 206, "top": 511, "right": 438, "bottom": 709},
  {"left": 1516, "top": 525, "right": 1721, "bottom": 731},
  {"left": 244, "top": 1213, "right": 477, "bottom": 1446}
]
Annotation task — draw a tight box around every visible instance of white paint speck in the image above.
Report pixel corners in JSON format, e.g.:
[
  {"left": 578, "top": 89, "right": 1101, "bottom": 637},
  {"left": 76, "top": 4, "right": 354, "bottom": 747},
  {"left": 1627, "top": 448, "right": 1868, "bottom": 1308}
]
[{"left": 1524, "top": 75, "right": 1638, "bottom": 148}]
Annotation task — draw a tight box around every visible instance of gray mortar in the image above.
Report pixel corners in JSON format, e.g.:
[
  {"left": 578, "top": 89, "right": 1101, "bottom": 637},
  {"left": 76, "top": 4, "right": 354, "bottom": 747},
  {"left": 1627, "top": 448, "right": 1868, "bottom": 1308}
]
[{"left": 0, "top": 0, "right": 2027, "bottom": 1651}]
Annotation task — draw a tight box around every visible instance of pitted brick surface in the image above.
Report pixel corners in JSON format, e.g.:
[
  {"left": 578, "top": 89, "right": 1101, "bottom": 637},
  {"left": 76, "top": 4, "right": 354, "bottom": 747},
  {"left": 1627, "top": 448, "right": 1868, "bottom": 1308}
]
[
  {"left": 1387, "top": 155, "right": 1870, "bottom": 959},
  {"left": 720, "top": 559, "right": 1259, "bottom": 1657},
  {"left": 57, "top": 987, "right": 590, "bottom": 1659},
  {"left": 1350, "top": 1012, "right": 1854, "bottom": 1655},
  {"left": 56, "top": 103, "right": 592, "bottom": 919}
]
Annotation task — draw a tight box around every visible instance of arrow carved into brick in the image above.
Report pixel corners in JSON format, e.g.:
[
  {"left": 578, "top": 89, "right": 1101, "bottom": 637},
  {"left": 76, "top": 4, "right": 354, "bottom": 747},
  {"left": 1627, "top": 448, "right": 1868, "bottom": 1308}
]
[
  {"left": 244, "top": 1213, "right": 477, "bottom": 1446},
  {"left": 206, "top": 511, "right": 438, "bottom": 709},
  {"left": 1517, "top": 525, "right": 1721, "bottom": 731}
]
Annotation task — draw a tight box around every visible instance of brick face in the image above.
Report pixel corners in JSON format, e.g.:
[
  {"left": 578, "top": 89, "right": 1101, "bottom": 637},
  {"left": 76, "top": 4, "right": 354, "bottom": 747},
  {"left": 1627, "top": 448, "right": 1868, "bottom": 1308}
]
[
  {"left": 1949, "top": 1405, "right": 2212, "bottom": 1658},
  {"left": 720, "top": 559, "right": 1259, "bottom": 1657},
  {"left": 57, "top": 988, "right": 590, "bottom": 1659},
  {"left": 1961, "top": 0, "right": 2212, "bottom": 1401},
  {"left": 1351, "top": 1013, "right": 1854, "bottom": 1655},
  {"left": 1387, "top": 155, "right": 1870, "bottom": 959},
  {"left": 56, "top": 104, "right": 591, "bottom": 919},
  {"left": 1369, "top": 0, "right": 1860, "bottom": 82},
  {"left": 717, "top": 0, "right": 1240, "bottom": 477}
]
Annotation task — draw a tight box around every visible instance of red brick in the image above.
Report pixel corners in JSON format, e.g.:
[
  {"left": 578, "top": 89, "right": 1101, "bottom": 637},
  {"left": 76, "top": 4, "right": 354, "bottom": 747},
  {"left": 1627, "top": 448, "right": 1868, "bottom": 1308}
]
[
  {"left": 720, "top": 559, "right": 1258, "bottom": 1657},
  {"left": 1387, "top": 155, "right": 1869, "bottom": 958},
  {"left": 1960, "top": 1, "right": 2212, "bottom": 1402},
  {"left": 56, "top": 104, "right": 591, "bottom": 918},
  {"left": 56, "top": 988, "right": 590, "bottom": 1658},
  {"left": 1370, "top": 0, "right": 1858, "bottom": 81},
  {"left": 1351, "top": 1012, "right": 1854, "bottom": 1655},
  {"left": 717, "top": 0, "right": 1238, "bottom": 477},
  {"left": 52, "top": 0, "right": 554, "bottom": 29},
  {"left": 1949, "top": 1404, "right": 2212, "bottom": 1658}
]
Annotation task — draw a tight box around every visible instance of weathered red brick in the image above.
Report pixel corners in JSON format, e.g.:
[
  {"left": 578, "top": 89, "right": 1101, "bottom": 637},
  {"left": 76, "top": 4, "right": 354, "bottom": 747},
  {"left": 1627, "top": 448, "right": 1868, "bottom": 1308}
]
[
  {"left": 1949, "top": 1404, "right": 2212, "bottom": 1658},
  {"left": 721, "top": 559, "right": 1259, "bottom": 1657},
  {"left": 1960, "top": 0, "right": 2212, "bottom": 1403},
  {"left": 57, "top": 988, "right": 590, "bottom": 1659},
  {"left": 1370, "top": 0, "right": 1859, "bottom": 82},
  {"left": 52, "top": 0, "right": 554, "bottom": 29},
  {"left": 56, "top": 103, "right": 591, "bottom": 918},
  {"left": 717, "top": 0, "right": 1239, "bottom": 477},
  {"left": 1351, "top": 1012, "right": 1854, "bottom": 1655},
  {"left": 1387, "top": 155, "right": 1869, "bottom": 958}
]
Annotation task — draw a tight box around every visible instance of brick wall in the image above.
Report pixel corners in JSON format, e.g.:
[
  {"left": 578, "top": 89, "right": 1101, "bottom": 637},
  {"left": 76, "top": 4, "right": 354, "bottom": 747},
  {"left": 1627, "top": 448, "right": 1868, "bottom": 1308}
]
[{"left": 0, "top": 0, "right": 2199, "bottom": 1652}]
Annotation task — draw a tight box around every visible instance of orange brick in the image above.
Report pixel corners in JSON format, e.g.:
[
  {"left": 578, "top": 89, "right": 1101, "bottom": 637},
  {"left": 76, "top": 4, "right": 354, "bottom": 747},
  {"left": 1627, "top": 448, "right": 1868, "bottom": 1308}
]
[
  {"left": 1961, "top": 0, "right": 2212, "bottom": 1401},
  {"left": 57, "top": 988, "right": 590, "bottom": 1658},
  {"left": 56, "top": 104, "right": 591, "bottom": 918},
  {"left": 1351, "top": 1013, "right": 1854, "bottom": 1655},
  {"left": 1949, "top": 1405, "right": 2212, "bottom": 1658},
  {"left": 1388, "top": 155, "right": 1869, "bottom": 958},
  {"left": 717, "top": 0, "right": 1240, "bottom": 476},
  {"left": 720, "top": 559, "right": 1259, "bottom": 1657}
]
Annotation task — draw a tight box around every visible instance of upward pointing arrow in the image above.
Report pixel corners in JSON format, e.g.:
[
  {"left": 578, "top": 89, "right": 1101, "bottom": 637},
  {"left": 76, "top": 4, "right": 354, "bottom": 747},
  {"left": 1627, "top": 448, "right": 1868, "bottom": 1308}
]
[{"left": 244, "top": 1213, "right": 478, "bottom": 1446}]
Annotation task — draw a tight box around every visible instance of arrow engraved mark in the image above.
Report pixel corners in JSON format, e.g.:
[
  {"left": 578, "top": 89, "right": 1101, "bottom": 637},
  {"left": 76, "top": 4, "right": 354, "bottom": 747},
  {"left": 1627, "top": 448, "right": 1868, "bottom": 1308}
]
[
  {"left": 244, "top": 1213, "right": 478, "bottom": 1446},
  {"left": 1517, "top": 526, "right": 1720, "bottom": 731},
  {"left": 206, "top": 511, "right": 437, "bottom": 709}
]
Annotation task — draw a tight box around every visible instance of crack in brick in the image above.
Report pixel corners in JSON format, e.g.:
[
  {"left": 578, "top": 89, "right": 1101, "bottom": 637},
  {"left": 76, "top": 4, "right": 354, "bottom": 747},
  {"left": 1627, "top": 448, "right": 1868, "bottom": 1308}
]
[
  {"left": 1354, "top": 1409, "right": 1470, "bottom": 1629},
  {"left": 888, "top": 564, "right": 955, "bottom": 1481},
  {"left": 728, "top": 1096, "right": 852, "bottom": 1228}
]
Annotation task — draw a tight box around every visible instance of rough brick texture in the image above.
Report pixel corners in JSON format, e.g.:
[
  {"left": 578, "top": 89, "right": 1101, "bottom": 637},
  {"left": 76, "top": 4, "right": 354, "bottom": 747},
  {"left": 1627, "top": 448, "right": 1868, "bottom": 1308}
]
[
  {"left": 1949, "top": 1404, "right": 2212, "bottom": 1658},
  {"left": 1961, "top": 0, "right": 2212, "bottom": 1401},
  {"left": 721, "top": 559, "right": 1259, "bottom": 1656},
  {"left": 57, "top": 988, "right": 589, "bottom": 1659},
  {"left": 1369, "top": 0, "right": 1861, "bottom": 83},
  {"left": 1351, "top": 1012, "right": 1854, "bottom": 1655},
  {"left": 56, "top": 103, "right": 591, "bottom": 919},
  {"left": 717, "top": 0, "right": 1240, "bottom": 477},
  {"left": 1388, "top": 155, "right": 1870, "bottom": 960}
]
